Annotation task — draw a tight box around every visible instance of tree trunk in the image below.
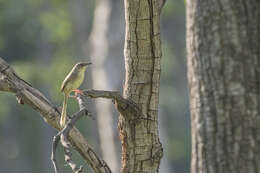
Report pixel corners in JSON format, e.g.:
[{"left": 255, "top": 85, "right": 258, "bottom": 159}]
[
  {"left": 186, "top": 0, "right": 260, "bottom": 173},
  {"left": 120, "top": 0, "right": 163, "bottom": 172}
]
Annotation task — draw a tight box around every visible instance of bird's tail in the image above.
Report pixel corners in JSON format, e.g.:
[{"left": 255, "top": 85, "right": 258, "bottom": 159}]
[{"left": 60, "top": 94, "right": 68, "bottom": 127}]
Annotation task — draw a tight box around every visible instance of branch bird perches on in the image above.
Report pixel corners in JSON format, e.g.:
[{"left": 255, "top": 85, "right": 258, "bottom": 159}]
[
  {"left": 0, "top": 57, "right": 111, "bottom": 173},
  {"left": 0, "top": 57, "right": 142, "bottom": 173}
]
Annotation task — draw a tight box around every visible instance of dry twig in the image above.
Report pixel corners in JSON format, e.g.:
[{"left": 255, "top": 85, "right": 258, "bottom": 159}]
[
  {"left": 0, "top": 57, "right": 112, "bottom": 173},
  {"left": 51, "top": 108, "right": 87, "bottom": 173}
]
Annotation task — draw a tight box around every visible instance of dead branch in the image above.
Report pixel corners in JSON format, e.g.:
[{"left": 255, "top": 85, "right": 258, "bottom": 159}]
[
  {"left": 0, "top": 57, "right": 111, "bottom": 173},
  {"left": 82, "top": 89, "right": 141, "bottom": 119},
  {"left": 51, "top": 134, "right": 61, "bottom": 173},
  {"left": 52, "top": 108, "right": 88, "bottom": 173}
]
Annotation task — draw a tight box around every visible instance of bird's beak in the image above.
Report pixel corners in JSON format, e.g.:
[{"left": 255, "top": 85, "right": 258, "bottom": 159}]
[{"left": 82, "top": 62, "right": 92, "bottom": 66}]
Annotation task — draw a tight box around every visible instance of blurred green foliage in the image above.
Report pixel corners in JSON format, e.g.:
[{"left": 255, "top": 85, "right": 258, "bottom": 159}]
[
  {"left": 0, "top": 0, "right": 95, "bottom": 172},
  {"left": 0, "top": 0, "right": 189, "bottom": 173},
  {"left": 39, "top": 9, "right": 72, "bottom": 44},
  {"left": 160, "top": 1, "right": 190, "bottom": 172}
]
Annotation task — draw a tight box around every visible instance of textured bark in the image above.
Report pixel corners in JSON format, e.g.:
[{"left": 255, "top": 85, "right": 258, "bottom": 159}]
[
  {"left": 186, "top": 0, "right": 260, "bottom": 173},
  {"left": 120, "top": 0, "right": 163, "bottom": 172}
]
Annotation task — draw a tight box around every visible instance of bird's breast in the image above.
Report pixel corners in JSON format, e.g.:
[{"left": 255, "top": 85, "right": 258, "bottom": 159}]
[{"left": 64, "top": 70, "right": 85, "bottom": 93}]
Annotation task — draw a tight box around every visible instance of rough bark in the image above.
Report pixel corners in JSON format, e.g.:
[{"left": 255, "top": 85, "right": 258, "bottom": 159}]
[
  {"left": 120, "top": 0, "right": 163, "bottom": 172},
  {"left": 186, "top": 0, "right": 260, "bottom": 173},
  {"left": 88, "top": 0, "right": 119, "bottom": 172}
]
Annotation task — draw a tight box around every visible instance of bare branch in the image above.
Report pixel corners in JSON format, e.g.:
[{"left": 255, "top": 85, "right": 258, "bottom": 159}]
[
  {"left": 63, "top": 148, "right": 83, "bottom": 173},
  {"left": 52, "top": 109, "right": 88, "bottom": 173},
  {"left": 51, "top": 135, "right": 61, "bottom": 173},
  {"left": 82, "top": 89, "right": 141, "bottom": 119},
  {"left": 0, "top": 57, "right": 111, "bottom": 173},
  {"left": 61, "top": 108, "right": 90, "bottom": 173}
]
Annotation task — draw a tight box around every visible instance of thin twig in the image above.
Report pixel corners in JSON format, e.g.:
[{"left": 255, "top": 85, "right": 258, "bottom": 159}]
[
  {"left": 51, "top": 134, "right": 61, "bottom": 173},
  {"left": 51, "top": 108, "right": 87, "bottom": 173}
]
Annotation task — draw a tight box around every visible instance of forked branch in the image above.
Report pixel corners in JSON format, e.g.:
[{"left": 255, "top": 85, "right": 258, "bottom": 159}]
[
  {"left": 0, "top": 57, "right": 143, "bottom": 173},
  {"left": 0, "top": 57, "right": 111, "bottom": 173},
  {"left": 51, "top": 108, "right": 90, "bottom": 173}
]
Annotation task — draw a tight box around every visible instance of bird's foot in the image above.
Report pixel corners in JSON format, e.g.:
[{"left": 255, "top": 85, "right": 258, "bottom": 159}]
[{"left": 72, "top": 89, "right": 83, "bottom": 96}]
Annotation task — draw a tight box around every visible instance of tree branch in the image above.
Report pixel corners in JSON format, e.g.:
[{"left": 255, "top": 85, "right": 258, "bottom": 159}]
[
  {"left": 51, "top": 135, "right": 60, "bottom": 173},
  {"left": 0, "top": 57, "right": 111, "bottom": 173},
  {"left": 52, "top": 108, "right": 88, "bottom": 173},
  {"left": 82, "top": 89, "right": 141, "bottom": 119}
]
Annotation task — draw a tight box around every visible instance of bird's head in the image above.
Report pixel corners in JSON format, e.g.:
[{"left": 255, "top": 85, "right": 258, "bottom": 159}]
[{"left": 74, "top": 62, "right": 92, "bottom": 72}]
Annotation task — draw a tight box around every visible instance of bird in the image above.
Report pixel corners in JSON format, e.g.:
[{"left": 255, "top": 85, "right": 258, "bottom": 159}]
[{"left": 60, "top": 62, "right": 91, "bottom": 127}]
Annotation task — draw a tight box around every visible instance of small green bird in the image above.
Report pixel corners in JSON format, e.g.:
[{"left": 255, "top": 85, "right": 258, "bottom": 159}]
[{"left": 60, "top": 62, "right": 91, "bottom": 127}]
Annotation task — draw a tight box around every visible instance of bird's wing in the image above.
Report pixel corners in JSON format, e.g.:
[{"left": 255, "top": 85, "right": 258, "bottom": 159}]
[
  {"left": 60, "top": 72, "right": 72, "bottom": 92},
  {"left": 60, "top": 71, "right": 78, "bottom": 92}
]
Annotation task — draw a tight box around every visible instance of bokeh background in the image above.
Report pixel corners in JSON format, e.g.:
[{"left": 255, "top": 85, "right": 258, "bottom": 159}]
[{"left": 0, "top": 0, "right": 189, "bottom": 172}]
